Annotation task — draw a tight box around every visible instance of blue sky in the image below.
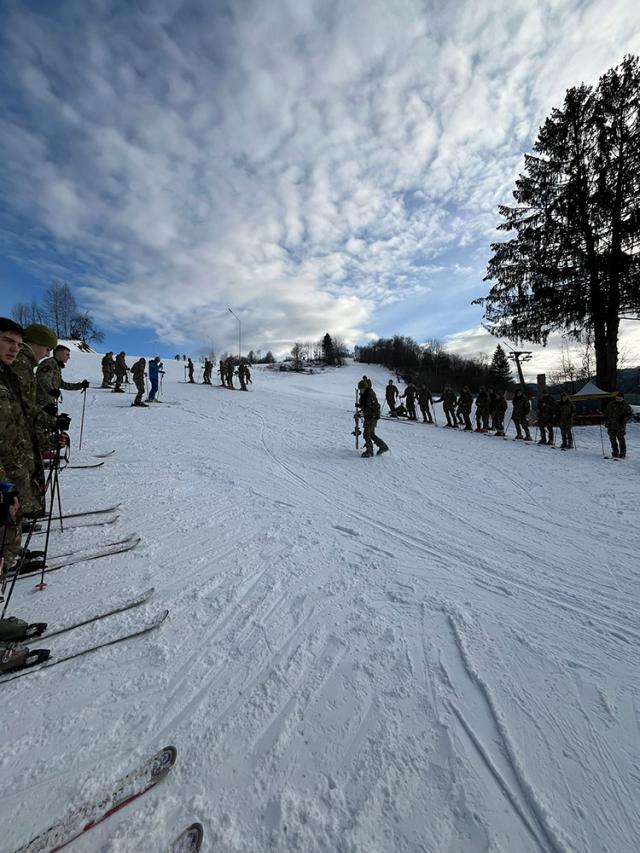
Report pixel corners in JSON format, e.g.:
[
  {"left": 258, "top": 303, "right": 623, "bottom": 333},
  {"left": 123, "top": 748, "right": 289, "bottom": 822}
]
[{"left": 1, "top": 0, "right": 640, "bottom": 371}]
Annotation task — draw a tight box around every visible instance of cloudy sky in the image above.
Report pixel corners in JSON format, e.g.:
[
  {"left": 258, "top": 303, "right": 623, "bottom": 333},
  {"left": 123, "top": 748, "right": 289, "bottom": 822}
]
[{"left": 1, "top": 0, "right": 639, "bottom": 373}]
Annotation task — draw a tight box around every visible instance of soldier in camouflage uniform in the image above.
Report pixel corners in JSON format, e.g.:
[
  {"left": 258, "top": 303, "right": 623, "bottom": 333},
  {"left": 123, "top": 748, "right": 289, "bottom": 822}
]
[
  {"left": 492, "top": 390, "right": 508, "bottom": 436},
  {"left": 557, "top": 392, "right": 576, "bottom": 449},
  {"left": 12, "top": 324, "right": 64, "bottom": 451},
  {"left": 36, "top": 345, "right": 89, "bottom": 409},
  {"left": 225, "top": 359, "right": 235, "bottom": 389},
  {"left": 238, "top": 361, "right": 250, "bottom": 391},
  {"left": 512, "top": 389, "right": 532, "bottom": 440},
  {"left": 113, "top": 352, "right": 129, "bottom": 392},
  {"left": 400, "top": 382, "right": 418, "bottom": 420},
  {"left": 101, "top": 352, "right": 115, "bottom": 387},
  {"left": 436, "top": 386, "right": 458, "bottom": 427},
  {"left": 537, "top": 388, "right": 557, "bottom": 445},
  {"left": 385, "top": 380, "right": 399, "bottom": 415},
  {"left": 131, "top": 358, "right": 148, "bottom": 407},
  {"left": 0, "top": 319, "right": 45, "bottom": 570},
  {"left": 458, "top": 386, "right": 473, "bottom": 430},
  {"left": 357, "top": 379, "right": 389, "bottom": 458},
  {"left": 474, "top": 386, "right": 490, "bottom": 432},
  {"left": 416, "top": 383, "right": 434, "bottom": 423},
  {"left": 219, "top": 360, "right": 225, "bottom": 385},
  {"left": 187, "top": 357, "right": 195, "bottom": 383},
  {"left": 603, "top": 393, "right": 633, "bottom": 458}
]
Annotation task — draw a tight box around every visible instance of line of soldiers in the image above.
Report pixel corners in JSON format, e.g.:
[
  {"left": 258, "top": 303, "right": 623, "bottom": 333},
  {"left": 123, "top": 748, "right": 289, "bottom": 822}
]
[
  {"left": 0, "top": 319, "right": 89, "bottom": 575},
  {"left": 218, "top": 358, "right": 252, "bottom": 391},
  {"left": 101, "top": 352, "right": 165, "bottom": 406}
]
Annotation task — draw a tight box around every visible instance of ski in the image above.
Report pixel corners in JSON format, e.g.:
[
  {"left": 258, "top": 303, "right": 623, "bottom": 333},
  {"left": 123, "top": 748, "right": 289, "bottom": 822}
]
[
  {"left": 33, "top": 514, "right": 120, "bottom": 534},
  {"left": 65, "top": 462, "right": 105, "bottom": 470},
  {"left": 14, "top": 743, "right": 176, "bottom": 851},
  {"left": 1, "top": 609, "right": 169, "bottom": 685},
  {"left": 93, "top": 450, "right": 116, "bottom": 458},
  {"left": 36, "top": 587, "right": 155, "bottom": 642},
  {"left": 167, "top": 823, "right": 204, "bottom": 853},
  {"left": 379, "top": 416, "right": 419, "bottom": 425},
  {"left": 50, "top": 503, "right": 122, "bottom": 522},
  {"left": 17, "top": 536, "right": 141, "bottom": 581}
]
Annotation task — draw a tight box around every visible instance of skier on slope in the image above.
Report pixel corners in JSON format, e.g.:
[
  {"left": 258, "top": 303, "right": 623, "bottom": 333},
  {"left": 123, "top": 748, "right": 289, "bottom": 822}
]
[
  {"left": 603, "top": 392, "right": 633, "bottom": 458},
  {"left": 512, "top": 389, "right": 532, "bottom": 441},
  {"left": 435, "top": 385, "right": 457, "bottom": 428},
  {"left": 147, "top": 357, "right": 164, "bottom": 402},
  {"left": 537, "top": 388, "right": 557, "bottom": 446},
  {"left": 474, "top": 386, "right": 490, "bottom": 432},
  {"left": 457, "top": 386, "right": 473, "bottom": 431},
  {"left": 357, "top": 378, "right": 389, "bottom": 458},
  {"left": 113, "top": 352, "right": 130, "bottom": 392},
  {"left": 101, "top": 352, "right": 115, "bottom": 387},
  {"left": 492, "top": 390, "right": 508, "bottom": 437},
  {"left": 35, "top": 344, "right": 89, "bottom": 409},
  {"left": 131, "top": 358, "right": 148, "bottom": 407},
  {"left": 557, "top": 392, "right": 576, "bottom": 449},
  {"left": 416, "top": 383, "right": 434, "bottom": 423},
  {"left": 400, "top": 382, "right": 418, "bottom": 420},
  {"left": 385, "top": 380, "right": 399, "bottom": 415},
  {"left": 187, "top": 358, "right": 195, "bottom": 383}
]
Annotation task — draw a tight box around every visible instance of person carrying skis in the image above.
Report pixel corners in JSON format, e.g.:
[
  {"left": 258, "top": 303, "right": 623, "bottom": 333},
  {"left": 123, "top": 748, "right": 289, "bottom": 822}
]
[
  {"left": 147, "top": 357, "right": 164, "bottom": 402},
  {"left": 113, "top": 352, "right": 130, "bottom": 392},
  {"left": 474, "top": 386, "right": 490, "bottom": 432},
  {"left": 357, "top": 379, "right": 389, "bottom": 458},
  {"left": 400, "top": 382, "right": 418, "bottom": 420},
  {"left": 492, "top": 390, "right": 508, "bottom": 436},
  {"left": 512, "top": 389, "right": 532, "bottom": 440},
  {"left": 131, "top": 358, "right": 148, "bottom": 407},
  {"left": 416, "top": 384, "right": 434, "bottom": 423},
  {"left": 557, "top": 392, "right": 576, "bottom": 449},
  {"left": 435, "top": 386, "right": 458, "bottom": 427},
  {"left": 385, "top": 380, "right": 399, "bottom": 415},
  {"left": 603, "top": 392, "right": 633, "bottom": 458},
  {"left": 537, "top": 388, "right": 557, "bottom": 445},
  {"left": 101, "top": 352, "right": 115, "bottom": 387},
  {"left": 457, "top": 386, "right": 473, "bottom": 430},
  {"left": 35, "top": 345, "right": 89, "bottom": 409}
]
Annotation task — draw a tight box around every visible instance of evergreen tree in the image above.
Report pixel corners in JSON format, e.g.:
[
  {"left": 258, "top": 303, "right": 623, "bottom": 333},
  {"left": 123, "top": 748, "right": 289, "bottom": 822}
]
[
  {"left": 489, "top": 345, "right": 513, "bottom": 387},
  {"left": 477, "top": 55, "right": 640, "bottom": 390},
  {"left": 321, "top": 333, "right": 335, "bottom": 365}
]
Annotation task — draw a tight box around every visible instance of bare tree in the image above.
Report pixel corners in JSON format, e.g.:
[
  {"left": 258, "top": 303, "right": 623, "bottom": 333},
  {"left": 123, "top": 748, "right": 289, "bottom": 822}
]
[
  {"left": 70, "top": 312, "right": 104, "bottom": 345},
  {"left": 44, "top": 280, "right": 76, "bottom": 338},
  {"left": 290, "top": 342, "right": 304, "bottom": 371},
  {"left": 11, "top": 300, "right": 44, "bottom": 326},
  {"left": 549, "top": 340, "right": 579, "bottom": 392}
]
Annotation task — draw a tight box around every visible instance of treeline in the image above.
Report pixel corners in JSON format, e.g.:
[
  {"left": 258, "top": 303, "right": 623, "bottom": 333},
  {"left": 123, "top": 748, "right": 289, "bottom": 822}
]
[
  {"left": 287, "top": 333, "right": 349, "bottom": 370},
  {"left": 354, "top": 336, "right": 515, "bottom": 392},
  {"left": 12, "top": 280, "right": 104, "bottom": 345}
]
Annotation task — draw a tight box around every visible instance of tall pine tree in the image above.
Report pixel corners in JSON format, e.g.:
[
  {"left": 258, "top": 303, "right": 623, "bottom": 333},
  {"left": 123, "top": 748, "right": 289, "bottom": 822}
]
[
  {"left": 489, "top": 345, "right": 513, "bottom": 388},
  {"left": 476, "top": 55, "right": 640, "bottom": 390}
]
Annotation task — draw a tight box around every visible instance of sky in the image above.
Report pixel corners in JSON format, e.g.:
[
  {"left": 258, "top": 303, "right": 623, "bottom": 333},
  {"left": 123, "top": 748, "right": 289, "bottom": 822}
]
[{"left": 1, "top": 0, "right": 640, "bottom": 377}]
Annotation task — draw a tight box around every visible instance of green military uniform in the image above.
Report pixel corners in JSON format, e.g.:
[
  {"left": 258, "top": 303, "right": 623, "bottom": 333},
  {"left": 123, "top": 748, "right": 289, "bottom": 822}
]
[
  {"left": 385, "top": 381, "right": 399, "bottom": 414},
  {"left": 224, "top": 359, "right": 234, "bottom": 389},
  {"left": 187, "top": 358, "right": 194, "bottom": 383},
  {"left": 238, "top": 362, "right": 250, "bottom": 391},
  {"left": 474, "top": 386, "right": 490, "bottom": 432},
  {"left": 512, "top": 390, "right": 532, "bottom": 440},
  {"left": 557, "top": 394, "right": 576, "bottom": 449},
  {"left": 492, "top": 392, "right": 508, "bottom": 436},
  {"left": 131, "top": 358, "right": 147, "bottom": 406},
  {"left": 0, "top": 364, "right": 44, "bottom": 568},
  {"left": 537, "top": 389, "right": 557, "bottom": 445},
  {"left": 113, "top": 352, "right": 129, "bottom": 391},
  {"left": 101, "top": 353, "right": 115, "bottom": 387},
  {"left": 13, "top": 343, "right": 58, "bottom": 450},
  {"left": 358, "top": 380, "right": 388, "bottom": 457},
  {"left": 438, "top": 387, "right": 458, "bottom": 427},
  {"left": 400, "top": 383, "right": 418, "bottom": 420},
  {"left": 604, "top": 395, "right": 633, "bottom": 458},
  {"left": 416, "top": 385, "right": 433, "bottom": 423},
  {"left": 458, "top": 388, "right": 473, "bottom": 430},
  {"left": 219, "top": 360, "right": 225, "bottom": 385},
  {"left": 35, "top": 355, "right": 85, "bottom": 409}
]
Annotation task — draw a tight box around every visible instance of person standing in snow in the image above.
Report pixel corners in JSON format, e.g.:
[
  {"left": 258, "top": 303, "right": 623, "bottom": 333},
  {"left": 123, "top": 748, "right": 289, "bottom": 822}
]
[
  {"left": 400, "top": 382, "right": 418, "bottom": 420},
  {"left": 512, "top": 389, "right": 532, "bottom": 441},
  {"left": 35, "top": 345, "right": 89, "bottom": 409},
  {"left": 537, "top": 388, "right": 557, "bottom": 445},
  {"left": 357, "top": 378, "right": 389, "bottom": 458},
  {"left": 474, "top": 386, "right": 490, "bottom": 432},
  {"left": 416, "top": 383, "right": 434, "bottom": 423},
  {"left": 435, "top": 385, "right": 458, "bottom": 428},
  {"left": 147, "top": 356, "right": 164, "bottom": 402},
  {"left": 557, "top": 392, "right": 576, "bottom": 449},
  {"left": 101, "top": 352, "right": 115, "bottom": 387},
  {"left": 457, "top": 386, "right": 473, "bottom": 431},
  {"left": 113, "top": 352, "right": 129, "bottom": 392},
  {"left": 131, "top": 358, "right": 147, "bottom": 407},
  {"left": 603, "top": 393, "right": 633, "bottom": 458},
  {"left": 492, "top": 390, "right": 508, "bottom": 437},
  {"left": 187, "top": 358, "right": 195, "bottom": 383},
  {"left": 385, "top": 380, "right": 399, "bottom": 415}
]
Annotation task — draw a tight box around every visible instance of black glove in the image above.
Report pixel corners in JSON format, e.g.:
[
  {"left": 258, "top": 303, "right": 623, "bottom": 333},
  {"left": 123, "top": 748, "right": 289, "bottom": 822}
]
[
  {"left": 0, "top": 484, "right": 19, "bottom": 527},
  {"left": 56, "top": 413, "right": 72, "bottom": 431},
  {"left": 48, "top": 388, "right": 61, "bottom": 399},
  {"left": 43, "top": 403, "right": 58, "bottom": 416},
  {"left": 81, "top": 379, "right": 90, "bottom": 389}
]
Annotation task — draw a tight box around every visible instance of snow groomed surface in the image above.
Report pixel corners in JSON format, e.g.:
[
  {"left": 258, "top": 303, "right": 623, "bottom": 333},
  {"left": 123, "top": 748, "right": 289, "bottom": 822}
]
[{"left": 0, "top": 352, "right": 638, "bottom": 851}]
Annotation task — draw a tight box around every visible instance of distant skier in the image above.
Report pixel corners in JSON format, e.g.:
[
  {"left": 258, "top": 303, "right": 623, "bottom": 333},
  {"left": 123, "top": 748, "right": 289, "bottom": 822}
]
[
  {"left": 147, "top": 356, "right": 164, "bottom": 402},
  {"left": 557, "top": 392, "right": 576, "bottom": 449},
  {"left": 113, "top": 352, "right": 130, "bottom": 392},
  {"left": 603, "top": 392, "right": 633, "bottom": 458},
  {"left": 101, "top": 352, "right": 115, "bottom": 387},
  {"left": 238, "top": 361, "right": 250, "bottom": 391},
  {"left": 385, "top": 380, "right": 399, "bottom": 415},
  {"left": 187, "top": 358, "right": 195, "bottom": 383},
  {"left": 512, "top": 389, "right": 532, "bottom": 441},
  {"left": 131, "top": 358, "right": 147, "bottom": 407},
  {"left": 357, "top": 379, "right": 388, "bottom": 458},
  {"left": 537, "top": 388, "right": 557, "bottom": 445}
]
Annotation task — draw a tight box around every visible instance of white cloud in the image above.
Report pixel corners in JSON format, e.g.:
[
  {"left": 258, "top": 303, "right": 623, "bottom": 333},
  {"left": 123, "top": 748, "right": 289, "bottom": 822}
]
[{"left": 1, "top": 0, "right": 639, "bottom": 354}]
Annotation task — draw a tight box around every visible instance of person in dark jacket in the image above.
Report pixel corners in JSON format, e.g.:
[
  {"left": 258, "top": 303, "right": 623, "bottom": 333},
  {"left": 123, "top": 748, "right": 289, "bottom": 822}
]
[
  {"left": 537, "top": 388, "right": 557, "bottom": 445},
  {"left": 358, "top": 379, "right": 388, "bottom": 458},
  {"left": 604, "top": 393, "right": 633, "bottom": 458},
  {"left": 557, "top": 392, "right": 576, "bottom": 449},
  {"left": 512, "top": 389, "right": 532, "bottom": 441},
  {"left": 400, "top": 382, "right": 418, "bottom": 420}
]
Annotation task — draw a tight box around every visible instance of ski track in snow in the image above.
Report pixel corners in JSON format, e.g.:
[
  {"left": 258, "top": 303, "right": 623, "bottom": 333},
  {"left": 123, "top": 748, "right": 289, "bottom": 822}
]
[{"left": 1, "top": 356, "right": 639, "bottom": 852}]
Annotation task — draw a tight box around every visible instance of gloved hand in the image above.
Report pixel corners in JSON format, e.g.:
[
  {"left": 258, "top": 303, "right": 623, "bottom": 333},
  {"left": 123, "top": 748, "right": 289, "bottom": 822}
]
[
  {"left": 48, "top": 388, "right": 61, "bottom": 399},
  {"left": 81, "top": 379, "right": 90, "bottom": 389},
  {"left": 56, "top": 413, "right": 72, "bottom": 431},
  {"left": 0, "top": 484, "right": 19, "bottom": 527},
  {"left": 43, "top": 403, "right": 58, "bottom": 416},
  {"left": 58, "top": 432, "right": 70, "bottom": 447}
]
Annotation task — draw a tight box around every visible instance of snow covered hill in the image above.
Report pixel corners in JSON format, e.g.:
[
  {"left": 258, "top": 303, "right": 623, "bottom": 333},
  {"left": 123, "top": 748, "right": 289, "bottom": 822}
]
[{"left": 1, "top": 352, "right": 639, "bottom": 852}]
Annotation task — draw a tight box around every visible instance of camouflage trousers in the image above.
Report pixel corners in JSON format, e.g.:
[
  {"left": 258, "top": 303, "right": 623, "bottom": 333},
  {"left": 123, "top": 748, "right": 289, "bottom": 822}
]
[
  {"left": 418, "top": 404, "right": 433, "bottom": 423},
  {"left": 114, "top": 370, "right": 127, "bottom": 390},
  {"left": 559, "top": 424, "right": 573, "bottom": 447},
  {"left": 134, "top": 377, "right": 145, "bottom": 404},
  {"left": 363, "top": 416, "right": 386, "bottom": 452},
  {"left": 513, "top": 417, "right": 531, "bottom": 439},
  {"left": 539, "top": 422, "right": 554, "bottom": 444},
  {"left": 475, "top": 409, "right": 489, "bottom": 430},
  {"left": 443, "top": 404, "right": 456, "bottom": 426},
  {"left": 608, "top": 427, "right": 627, "bottom": 457},
  {"left": 101, "top": 366, "right": 112, "bottom": 387}
]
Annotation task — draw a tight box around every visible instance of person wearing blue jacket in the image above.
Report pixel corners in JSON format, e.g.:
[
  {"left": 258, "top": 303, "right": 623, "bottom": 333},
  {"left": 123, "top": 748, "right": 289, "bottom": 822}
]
[{"left": 147, "top": 356, "right": 164, "bottom": 402}]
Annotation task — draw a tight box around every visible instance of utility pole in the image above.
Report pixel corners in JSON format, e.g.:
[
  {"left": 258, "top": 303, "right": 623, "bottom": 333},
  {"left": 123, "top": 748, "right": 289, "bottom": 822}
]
[
  {"left": 228, "top": 308, "right": 241, "bottom": 360},
  {"left": 507, "top": 350, "right": 532, "bottom": 393}
]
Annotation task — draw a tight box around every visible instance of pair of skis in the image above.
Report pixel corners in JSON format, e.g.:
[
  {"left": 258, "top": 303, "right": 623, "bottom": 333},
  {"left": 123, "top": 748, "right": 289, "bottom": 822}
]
[
  {"left": 1, "top": 587, "right": 166, "bottom": 683},
  {"left": 16, "top": 533, "right": 140, "bottom": 581},
  {"left": 15, "top": 745, "right": 202, "bottom": 852}
]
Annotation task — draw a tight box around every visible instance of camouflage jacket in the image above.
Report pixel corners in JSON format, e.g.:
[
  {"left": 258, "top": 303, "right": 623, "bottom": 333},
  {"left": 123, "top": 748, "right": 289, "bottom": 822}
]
[
  {"left": 458, "top": 390, "right": 473, "bottom": 413},
  {"left": 36, "top": 356, "right": 84, "bottom": 407},
  {"left": 557, "top": 399, "right": 576, "bottom": 425},
  {"left": 416, "top": 387, "right": 432, "bottom": 406},
  {"left": 493, "top": 396, "right": 508, "bottom": 417},
  {"left": 385, "top": 384, "right": 398, "bottom": 402},
  {"left": 114, "top": 355, "right": 129, "bottom": 377},
  {"left": 132, "top": 361, "right": 146, "bottom": 381},
  {"left": 359, "top": 387, "right": 380, "bottom": 418},
  {"left": 441, "top": 389, "right": 457, "bottom": 407},
  {"left": 0, "top": 363, "right": 42, "bottom": 511},
  {"left": 604, "top": 399, "right": 633, "bottom": 430},
  {"left": 512, "top": 395, "right": 530, "bottom": 419},
  {"left": 13, "top": 344, "right": 58, "bottom": 447},
  {"left": 475, "top": 390, "right": 490, "bottom": 413},
  {"left": 401, "top": 384, "right": 417, "bottom": 403},
  {"left": 537, "top": 394, "right": 556, "bottom": 424}
]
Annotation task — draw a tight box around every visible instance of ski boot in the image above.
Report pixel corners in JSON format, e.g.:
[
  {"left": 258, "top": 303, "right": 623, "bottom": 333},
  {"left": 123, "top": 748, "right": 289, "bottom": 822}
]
[
  {"left": 0, "top": 617, "right": 48, "bottom": 642},
  {"left": 361, "top": 449, "right": 374, "bottom": 458},
  {"left": 376, "top": 443, "right": 389, "bottom": 455},
  {"left": 0, "top": 642, "right": 50, "bottom": 673}
]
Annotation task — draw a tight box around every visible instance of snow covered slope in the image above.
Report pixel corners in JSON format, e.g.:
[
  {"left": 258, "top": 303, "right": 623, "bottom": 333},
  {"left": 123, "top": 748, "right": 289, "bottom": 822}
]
[{"left": 1, "top": 353, "right": 638, "bottom": 852}]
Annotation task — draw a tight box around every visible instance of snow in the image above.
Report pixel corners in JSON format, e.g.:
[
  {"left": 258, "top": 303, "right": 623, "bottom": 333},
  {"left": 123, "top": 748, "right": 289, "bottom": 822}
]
[{"left": 1, "top": 353, "right": 639, "bottom": 852}]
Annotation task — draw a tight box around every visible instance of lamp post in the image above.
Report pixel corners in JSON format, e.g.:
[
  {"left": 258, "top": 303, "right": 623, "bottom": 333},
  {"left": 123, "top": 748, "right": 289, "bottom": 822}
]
[{"left": 228, "top": 308, "right": 241, "bottom": 359}]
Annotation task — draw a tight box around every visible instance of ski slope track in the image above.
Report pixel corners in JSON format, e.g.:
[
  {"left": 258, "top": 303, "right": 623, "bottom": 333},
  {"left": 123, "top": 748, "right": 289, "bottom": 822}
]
[{"left": 1, "top": 354, "right": 638, "bottom": 852}]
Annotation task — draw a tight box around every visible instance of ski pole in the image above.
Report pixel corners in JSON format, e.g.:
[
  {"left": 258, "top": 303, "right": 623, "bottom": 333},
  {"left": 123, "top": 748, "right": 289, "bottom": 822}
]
[
  {"left": 1, "top": 516, "right": 38, "bottom": 617},
  {"left": 78, "top": 388, "right": 87, "bottom": 451},
  {"left": 36, "top": 445, "right": 62, "bottom": 591},
  {"left": 571, "top": 427, "right": 577, "bottom": 450},
  {"left": 599, "top": 422, "right": 606, "bottom": 457}
]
